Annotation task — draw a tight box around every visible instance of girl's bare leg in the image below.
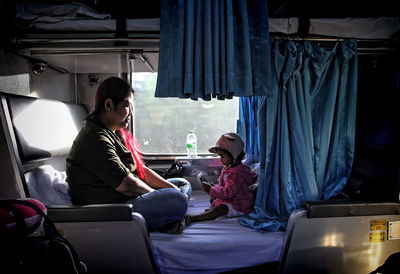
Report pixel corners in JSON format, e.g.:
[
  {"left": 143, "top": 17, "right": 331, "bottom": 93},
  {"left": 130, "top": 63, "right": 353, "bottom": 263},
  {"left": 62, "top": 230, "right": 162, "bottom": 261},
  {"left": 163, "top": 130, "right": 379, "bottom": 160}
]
[{"left": 185, "top": 204, "right": 228, "bottom": 225}]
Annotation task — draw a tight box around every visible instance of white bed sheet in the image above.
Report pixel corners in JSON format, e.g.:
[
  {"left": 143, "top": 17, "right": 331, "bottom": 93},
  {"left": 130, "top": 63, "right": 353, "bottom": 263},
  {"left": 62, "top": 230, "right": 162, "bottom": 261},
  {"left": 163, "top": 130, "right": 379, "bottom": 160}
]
[
  {"left": 32, "top": 18, "right": 161, "bottom": 32},
  {"left": 25, "top": 164, "right": 72, "bottom": 206},
  {"left": 150, "top": 191, "right": 285, "bottom": 274}
]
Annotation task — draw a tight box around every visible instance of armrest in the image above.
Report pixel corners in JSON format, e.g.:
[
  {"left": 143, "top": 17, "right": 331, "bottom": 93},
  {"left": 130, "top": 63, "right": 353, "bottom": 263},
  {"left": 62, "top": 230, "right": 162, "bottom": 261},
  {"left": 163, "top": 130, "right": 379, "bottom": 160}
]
[
  {"left": 47, "top": 203, "right": 133, "bottom": 222},
  {"left": 305, "top": 200, "right": 400, "bottom": 218}
]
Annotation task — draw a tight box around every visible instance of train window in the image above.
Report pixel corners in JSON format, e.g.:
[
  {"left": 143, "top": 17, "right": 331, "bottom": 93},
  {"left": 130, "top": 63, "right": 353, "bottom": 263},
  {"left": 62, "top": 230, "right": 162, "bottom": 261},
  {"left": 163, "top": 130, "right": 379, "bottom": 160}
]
[{"left": 132, "top": 72, "right": 239, "bottom": 155}]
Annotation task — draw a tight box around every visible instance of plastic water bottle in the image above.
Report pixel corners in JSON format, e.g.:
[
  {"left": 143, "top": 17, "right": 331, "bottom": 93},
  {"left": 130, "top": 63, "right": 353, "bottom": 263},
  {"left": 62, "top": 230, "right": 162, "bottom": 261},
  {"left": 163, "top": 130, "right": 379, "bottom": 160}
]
[{"left": 186, "top": 130, "right": 197, "bottom": 158}]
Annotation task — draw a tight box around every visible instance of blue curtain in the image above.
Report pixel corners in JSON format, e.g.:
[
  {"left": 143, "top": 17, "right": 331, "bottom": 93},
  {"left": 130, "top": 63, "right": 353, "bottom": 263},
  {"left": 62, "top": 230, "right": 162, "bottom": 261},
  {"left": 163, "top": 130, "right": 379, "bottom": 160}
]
[
  {"left": 240, "top": 39, "right": 358, "bottom": 232},
  {"left": 155, "top": 0, "right": 272, "bottom": 100},
  {"left": 238, "top": 96, "right": 261, "bottom": 164}
]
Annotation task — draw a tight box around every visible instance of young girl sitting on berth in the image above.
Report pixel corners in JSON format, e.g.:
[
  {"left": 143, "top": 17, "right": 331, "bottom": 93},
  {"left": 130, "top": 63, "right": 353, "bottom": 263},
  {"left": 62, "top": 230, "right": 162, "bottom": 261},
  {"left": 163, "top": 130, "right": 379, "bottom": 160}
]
[{"left": 185, "top": 133, "right": 258, "bottom": 225}]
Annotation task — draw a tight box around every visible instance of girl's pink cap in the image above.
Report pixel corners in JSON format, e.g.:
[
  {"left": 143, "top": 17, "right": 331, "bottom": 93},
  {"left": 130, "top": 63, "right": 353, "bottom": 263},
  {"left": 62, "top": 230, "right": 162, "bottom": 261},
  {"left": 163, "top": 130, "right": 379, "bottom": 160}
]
[{"left": 208, "top": 133, "right": 244, "bottom": 161}]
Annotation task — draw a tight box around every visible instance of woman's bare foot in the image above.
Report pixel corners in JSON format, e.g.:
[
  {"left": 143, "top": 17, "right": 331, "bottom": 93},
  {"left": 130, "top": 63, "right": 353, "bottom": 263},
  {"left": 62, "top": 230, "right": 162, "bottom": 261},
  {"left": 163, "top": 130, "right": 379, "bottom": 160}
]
[
  {"left": 184, "top": 214, "right": 192, "bottom": 226},
  {"left": 158, "top": 220, "right": 185, "bottom": 234}
]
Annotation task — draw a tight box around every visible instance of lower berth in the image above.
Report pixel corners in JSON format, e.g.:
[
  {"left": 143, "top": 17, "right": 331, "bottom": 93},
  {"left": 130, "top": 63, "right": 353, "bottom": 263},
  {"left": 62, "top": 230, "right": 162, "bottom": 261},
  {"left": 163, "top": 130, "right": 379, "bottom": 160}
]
[
  {"left": 25, "top": 165, "right": 285, "bottom": 273},
  {"left": 150, "top": 191, "right": 286, "bottom": 274}
]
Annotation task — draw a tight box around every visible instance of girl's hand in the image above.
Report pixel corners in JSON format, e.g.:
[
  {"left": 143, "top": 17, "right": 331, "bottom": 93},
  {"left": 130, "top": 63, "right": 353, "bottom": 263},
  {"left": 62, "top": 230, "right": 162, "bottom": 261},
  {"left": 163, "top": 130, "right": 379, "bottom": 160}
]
[{"left": 200, "top": 182, "right": 211, "bottom": 194}]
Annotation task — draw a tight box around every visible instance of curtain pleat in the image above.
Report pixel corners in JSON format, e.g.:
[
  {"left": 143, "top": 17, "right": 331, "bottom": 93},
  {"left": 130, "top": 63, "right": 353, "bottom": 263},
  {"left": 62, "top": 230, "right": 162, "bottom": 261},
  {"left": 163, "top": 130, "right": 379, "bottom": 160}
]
[
  {"left": 238, "top": 97, "right": 261, "bottom": 164},
  {"left": 240, "top": 39, "right": 358, "bottom": 232},
  {"left": 155, "top": 0, "right": 271, "bottom": 100}
]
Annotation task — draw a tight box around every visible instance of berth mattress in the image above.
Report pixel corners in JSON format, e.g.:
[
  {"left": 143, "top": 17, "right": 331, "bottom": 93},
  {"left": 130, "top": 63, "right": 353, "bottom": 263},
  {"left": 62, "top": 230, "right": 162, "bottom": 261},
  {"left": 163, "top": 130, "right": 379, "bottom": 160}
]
[
  {"left": 25, "top": 165, "right": 285, "bottom": 273},
  {"left": 150, "top": 191, "right": 285, "bottom": 274}
]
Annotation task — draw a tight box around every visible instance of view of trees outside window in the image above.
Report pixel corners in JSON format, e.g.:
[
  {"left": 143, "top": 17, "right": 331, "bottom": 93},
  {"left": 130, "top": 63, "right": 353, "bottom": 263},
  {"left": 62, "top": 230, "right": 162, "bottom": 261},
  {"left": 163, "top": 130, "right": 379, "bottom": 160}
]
[{"left": 132, "top": 73, "right": 239, "bottom": 155}]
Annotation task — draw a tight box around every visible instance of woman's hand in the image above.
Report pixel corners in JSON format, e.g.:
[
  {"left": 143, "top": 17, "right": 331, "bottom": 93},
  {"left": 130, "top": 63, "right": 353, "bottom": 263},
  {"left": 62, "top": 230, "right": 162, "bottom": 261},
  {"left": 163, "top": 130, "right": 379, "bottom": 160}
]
[{"left": 143, "top": 165, "right": 180, "bottom": 189}]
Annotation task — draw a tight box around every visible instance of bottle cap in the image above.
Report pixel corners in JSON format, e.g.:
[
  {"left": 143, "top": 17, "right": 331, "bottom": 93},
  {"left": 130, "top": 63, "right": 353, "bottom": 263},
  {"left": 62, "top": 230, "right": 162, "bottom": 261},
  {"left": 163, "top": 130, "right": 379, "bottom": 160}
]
[{"left": 188, "top": 130, "right": 194, "bottom": 134}]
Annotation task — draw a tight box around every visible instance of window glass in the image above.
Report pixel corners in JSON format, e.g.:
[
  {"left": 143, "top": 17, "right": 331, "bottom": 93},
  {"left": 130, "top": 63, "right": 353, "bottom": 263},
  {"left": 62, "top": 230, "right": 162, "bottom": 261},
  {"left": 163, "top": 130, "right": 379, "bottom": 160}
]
[{"left": 132, "top": 73, "right": 239, "bottom": 155}]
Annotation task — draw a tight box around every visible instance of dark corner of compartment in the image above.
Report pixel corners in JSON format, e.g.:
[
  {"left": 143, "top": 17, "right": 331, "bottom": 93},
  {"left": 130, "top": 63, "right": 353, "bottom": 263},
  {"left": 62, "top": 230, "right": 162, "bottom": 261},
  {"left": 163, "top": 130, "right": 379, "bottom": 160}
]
[
  {"left": 0, "top": 0, "right": 17, "bottom": 48},
  {"left": 342, "top": 54, "right": 400, "bottom": 202}
]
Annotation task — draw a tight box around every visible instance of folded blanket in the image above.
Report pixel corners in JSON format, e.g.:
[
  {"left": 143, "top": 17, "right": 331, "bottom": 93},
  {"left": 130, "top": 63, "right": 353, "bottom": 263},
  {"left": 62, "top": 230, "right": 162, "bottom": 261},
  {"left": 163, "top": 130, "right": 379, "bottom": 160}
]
[
  {"left": 25, "top": 165, "right": 72, "bottom": 206},
  {"left": 15, "top": 2, "right": 111, "bottom": 28}
]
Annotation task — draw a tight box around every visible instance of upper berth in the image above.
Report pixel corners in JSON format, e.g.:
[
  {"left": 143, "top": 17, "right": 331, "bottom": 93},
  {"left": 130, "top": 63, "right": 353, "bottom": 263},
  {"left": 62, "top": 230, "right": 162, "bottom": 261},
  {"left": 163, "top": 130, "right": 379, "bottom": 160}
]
[
  {"left": 3, "top": 1, "right": 398, "bottom": 76},
  {"left": 1, "top": 1, "right": 397, "bottom": 77},
  {"left": 8, "top": 2, "right": 400, "bottom": 52}
]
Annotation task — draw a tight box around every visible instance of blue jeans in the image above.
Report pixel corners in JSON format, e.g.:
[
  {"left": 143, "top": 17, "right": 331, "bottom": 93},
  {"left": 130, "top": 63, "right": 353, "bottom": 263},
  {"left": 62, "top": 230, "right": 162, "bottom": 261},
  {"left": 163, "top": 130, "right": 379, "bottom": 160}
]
[
  {"left": 168, "top": 177, "right": 192, "bottom": 199},
  {"left": 126, "top": 178, "right": 191, "bottom": 230}
]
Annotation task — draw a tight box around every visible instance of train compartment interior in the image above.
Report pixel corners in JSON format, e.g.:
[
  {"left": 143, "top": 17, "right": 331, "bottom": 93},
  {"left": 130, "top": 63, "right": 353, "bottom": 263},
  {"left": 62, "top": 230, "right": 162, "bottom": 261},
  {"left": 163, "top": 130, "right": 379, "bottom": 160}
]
[{"left": 0, "top": 1, "right": 399, "bottom": 273}]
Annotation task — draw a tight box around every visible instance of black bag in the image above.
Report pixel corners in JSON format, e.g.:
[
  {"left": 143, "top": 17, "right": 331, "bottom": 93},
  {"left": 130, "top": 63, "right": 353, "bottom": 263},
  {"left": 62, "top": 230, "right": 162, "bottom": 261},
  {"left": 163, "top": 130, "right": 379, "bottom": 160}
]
[
  {"left": 370, "top": 252, "right": 400, "bottom": 274},
  {"left": 153, "top": 162, "right": 184, "bottom": 179},
  {"left": 0, "top": 199, "right": 87, "bottom": 274}
]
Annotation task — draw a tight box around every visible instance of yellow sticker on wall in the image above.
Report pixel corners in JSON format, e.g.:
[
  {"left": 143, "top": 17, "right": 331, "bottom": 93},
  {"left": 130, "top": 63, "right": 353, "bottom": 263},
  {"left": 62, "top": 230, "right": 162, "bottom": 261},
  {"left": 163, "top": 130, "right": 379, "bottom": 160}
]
[
  {"left": 369, "top": 232, "right": 386, "bottom": 243},
  {"left": 370, "top": 219, "right": 387, "bottom": 231}
]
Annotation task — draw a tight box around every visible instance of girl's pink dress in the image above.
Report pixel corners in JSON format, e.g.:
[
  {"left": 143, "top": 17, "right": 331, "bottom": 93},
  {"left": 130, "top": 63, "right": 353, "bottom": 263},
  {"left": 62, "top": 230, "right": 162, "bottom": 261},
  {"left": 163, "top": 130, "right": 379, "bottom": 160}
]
[{"left": 209, "top": 164, "right": 258, "bottom": 214}]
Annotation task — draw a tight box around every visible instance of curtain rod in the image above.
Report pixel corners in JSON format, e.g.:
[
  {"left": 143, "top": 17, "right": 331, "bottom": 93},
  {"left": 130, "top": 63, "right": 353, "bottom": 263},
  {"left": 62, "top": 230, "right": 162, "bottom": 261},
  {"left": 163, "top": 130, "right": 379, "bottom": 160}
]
[
  {"left": 17, "top": 34, "right": 398, "bottom": 43},
  {"left": 271, "top": 36, "right": 400, "bottom": 52},
  {"left": 271, "top": 36, "right": 397, "bottom": 43},
  {"left": 19, "top": 36, "right": 394, "bottom": 44},
  {"left": 14, "top": 36, "right": 400, "bottom": 55}
]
